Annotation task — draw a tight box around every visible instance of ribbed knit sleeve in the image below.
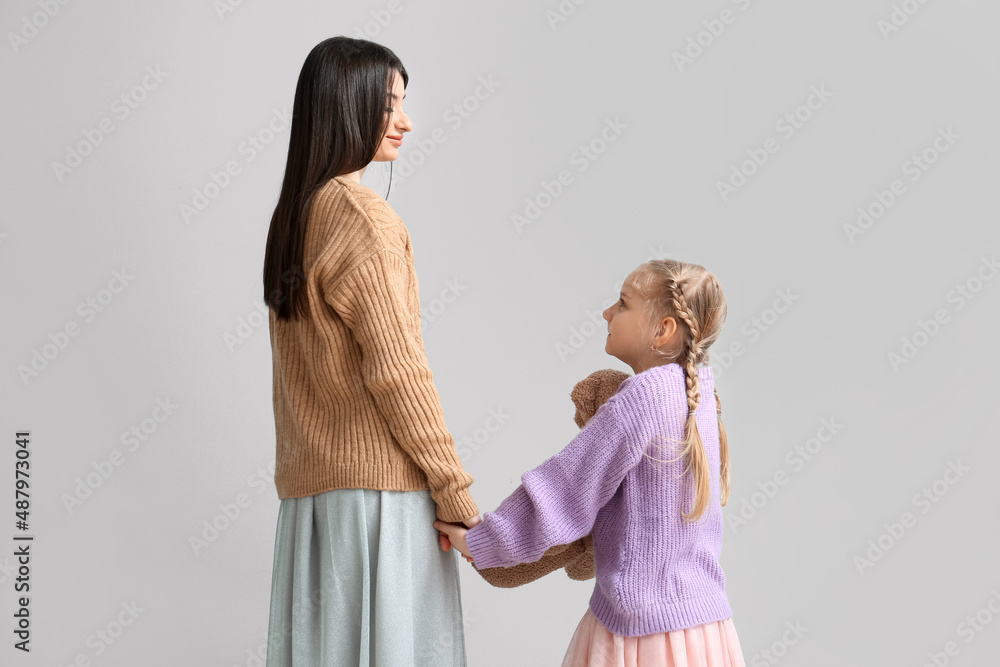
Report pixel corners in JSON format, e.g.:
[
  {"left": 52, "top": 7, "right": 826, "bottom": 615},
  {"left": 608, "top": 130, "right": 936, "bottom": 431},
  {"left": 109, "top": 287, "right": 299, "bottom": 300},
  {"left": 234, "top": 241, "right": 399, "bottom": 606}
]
[
  {"left": 465, "top": 394, "right": 641, "bottom": 568},
  {"left": 322, "top": 247, "right": 479, "bottom": 523}
]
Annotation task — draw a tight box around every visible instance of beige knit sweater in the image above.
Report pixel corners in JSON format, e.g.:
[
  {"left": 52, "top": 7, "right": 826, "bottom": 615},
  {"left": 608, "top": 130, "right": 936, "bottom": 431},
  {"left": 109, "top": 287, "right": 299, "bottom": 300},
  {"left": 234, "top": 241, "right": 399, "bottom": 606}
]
[{"left": 267, "top": 175, "right": 479, "bottom": 523}]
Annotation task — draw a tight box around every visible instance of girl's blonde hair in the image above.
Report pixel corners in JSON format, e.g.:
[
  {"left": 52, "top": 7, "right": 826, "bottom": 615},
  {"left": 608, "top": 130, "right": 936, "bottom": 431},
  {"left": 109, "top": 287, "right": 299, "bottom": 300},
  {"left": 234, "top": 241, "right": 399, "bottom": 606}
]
[{"left": 629, "top": 259, "right": 730, "bottom": 523}]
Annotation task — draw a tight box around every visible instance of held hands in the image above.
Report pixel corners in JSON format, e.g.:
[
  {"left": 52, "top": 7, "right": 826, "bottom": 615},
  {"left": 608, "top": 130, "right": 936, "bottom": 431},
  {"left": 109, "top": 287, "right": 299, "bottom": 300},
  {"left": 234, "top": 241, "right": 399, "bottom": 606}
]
[{"left": 434, "top": 514, "right": 481, "bottom": 563}]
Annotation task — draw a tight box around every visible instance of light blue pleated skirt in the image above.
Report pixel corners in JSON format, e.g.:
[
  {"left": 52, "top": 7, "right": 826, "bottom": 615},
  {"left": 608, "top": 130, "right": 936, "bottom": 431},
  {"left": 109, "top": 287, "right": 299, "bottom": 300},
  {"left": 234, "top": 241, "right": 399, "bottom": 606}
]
[{"left": 265, "top": 488, "right": 468, "bottom": 666}]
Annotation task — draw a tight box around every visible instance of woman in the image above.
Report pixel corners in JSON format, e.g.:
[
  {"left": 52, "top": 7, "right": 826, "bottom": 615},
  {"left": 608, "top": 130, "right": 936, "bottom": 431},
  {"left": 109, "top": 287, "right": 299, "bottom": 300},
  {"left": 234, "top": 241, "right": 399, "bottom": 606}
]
[{"left": 261, "top": 36, "right": 481, "bottom": 666}]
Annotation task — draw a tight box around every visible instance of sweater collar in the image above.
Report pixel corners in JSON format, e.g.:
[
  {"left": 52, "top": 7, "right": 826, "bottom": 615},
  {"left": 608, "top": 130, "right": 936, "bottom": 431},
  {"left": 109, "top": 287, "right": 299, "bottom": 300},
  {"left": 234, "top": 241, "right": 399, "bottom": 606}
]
[{"left": 629, "top": 362, "right": 714, "bottom": 387}]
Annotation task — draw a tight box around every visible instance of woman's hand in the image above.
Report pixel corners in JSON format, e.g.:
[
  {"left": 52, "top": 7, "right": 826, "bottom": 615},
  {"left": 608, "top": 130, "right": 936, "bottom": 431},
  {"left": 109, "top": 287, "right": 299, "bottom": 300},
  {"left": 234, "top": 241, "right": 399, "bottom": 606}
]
[
  {"left": 439, "top": 532, "right": 474, "bottom": 562},
  {"left": 437, "top": 514, "right": 480, "bottom": 561},
  {"left": 433, "top": 519, "right": 474, "bottom": 561}
]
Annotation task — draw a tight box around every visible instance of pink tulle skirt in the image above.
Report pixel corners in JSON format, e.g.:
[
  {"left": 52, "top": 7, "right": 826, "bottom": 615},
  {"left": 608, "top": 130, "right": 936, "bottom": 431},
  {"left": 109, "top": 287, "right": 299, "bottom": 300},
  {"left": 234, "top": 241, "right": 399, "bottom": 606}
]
[{"left": 561, "top": 607, "right": 746, "bottom": 667}]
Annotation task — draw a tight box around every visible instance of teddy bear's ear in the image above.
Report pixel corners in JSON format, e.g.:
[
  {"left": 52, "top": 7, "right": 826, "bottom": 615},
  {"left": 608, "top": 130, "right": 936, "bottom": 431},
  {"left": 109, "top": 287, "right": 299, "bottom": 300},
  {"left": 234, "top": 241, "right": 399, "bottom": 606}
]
[
  {"left": 571, "top": 369, "right": 632, "bottom": 427},
  {"left": 570, "top": 377, "right": 601, "bottom": 428}
]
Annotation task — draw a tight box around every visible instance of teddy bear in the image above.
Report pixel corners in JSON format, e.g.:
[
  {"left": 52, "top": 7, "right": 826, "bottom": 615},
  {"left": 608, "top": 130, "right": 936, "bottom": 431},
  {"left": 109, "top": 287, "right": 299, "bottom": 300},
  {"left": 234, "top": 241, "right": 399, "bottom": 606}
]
[{"left": 472, "top": 368, "right": 632, "bottom": 588}]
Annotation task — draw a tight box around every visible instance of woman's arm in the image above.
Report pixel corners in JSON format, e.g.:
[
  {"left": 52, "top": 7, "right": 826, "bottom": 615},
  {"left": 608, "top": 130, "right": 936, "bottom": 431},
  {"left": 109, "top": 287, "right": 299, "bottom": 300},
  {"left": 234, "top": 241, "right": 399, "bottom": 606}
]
[{"left": 324, "top": 245, "right": 478, "bottom": 523}]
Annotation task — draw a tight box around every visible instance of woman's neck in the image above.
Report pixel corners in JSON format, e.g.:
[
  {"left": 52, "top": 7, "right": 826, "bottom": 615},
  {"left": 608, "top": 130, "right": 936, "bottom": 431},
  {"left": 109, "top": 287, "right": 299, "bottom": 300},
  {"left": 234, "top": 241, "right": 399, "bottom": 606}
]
[{"left": 337, "top": 166, "right": 365, "bottom": 184}]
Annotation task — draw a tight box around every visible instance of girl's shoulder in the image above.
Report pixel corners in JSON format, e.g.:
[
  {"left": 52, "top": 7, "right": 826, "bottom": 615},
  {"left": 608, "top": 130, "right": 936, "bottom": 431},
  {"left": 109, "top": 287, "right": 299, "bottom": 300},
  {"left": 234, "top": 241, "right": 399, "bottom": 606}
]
[
  {"left": 613, "top": 363, "right": 714, "bottom": 403},
  {"left": 615, "top": 364, "right": 680, "bottom": 392}
]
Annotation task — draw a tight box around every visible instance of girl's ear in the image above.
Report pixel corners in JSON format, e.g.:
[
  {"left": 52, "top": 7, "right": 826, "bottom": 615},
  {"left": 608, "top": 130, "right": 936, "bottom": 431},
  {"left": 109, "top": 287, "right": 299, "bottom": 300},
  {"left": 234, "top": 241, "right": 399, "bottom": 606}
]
[{"left": 658, "top": 316, "right": 680, "bottom": 343}]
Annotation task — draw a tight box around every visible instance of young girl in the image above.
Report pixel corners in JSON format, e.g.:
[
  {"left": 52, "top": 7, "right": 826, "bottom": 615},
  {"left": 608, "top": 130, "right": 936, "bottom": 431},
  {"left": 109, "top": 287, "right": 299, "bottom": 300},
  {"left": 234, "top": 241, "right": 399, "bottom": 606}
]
[
  {"left": 436, "top": 259, "right": 747, "bottom": 666},
  {"left": 262, "top": 37, "right": 481, "bottom": 665}
]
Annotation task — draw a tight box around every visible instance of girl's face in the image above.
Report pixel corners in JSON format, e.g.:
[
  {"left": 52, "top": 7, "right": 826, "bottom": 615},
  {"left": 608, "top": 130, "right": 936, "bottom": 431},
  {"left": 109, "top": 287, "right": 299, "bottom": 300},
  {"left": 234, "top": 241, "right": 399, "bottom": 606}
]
[
  {"left": 603, "top": 272, "right": 681, "bottom": 374},
  {"left": 372, "top": 71, "right": 411, "bottom": 162}
]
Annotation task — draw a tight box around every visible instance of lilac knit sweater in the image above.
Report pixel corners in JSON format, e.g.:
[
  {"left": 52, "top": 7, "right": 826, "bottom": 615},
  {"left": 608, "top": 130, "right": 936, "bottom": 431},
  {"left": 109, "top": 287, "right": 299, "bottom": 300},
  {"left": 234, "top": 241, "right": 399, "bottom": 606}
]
[{"left": 465, "top": 363, "right": 732, "bottom": 637}]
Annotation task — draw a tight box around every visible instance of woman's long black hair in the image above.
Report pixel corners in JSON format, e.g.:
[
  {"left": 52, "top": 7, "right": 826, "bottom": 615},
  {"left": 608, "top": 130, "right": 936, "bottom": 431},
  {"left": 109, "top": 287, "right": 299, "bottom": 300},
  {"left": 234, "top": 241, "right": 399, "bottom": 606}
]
[{"left": 262, "top": 36, "right": 407, "bottom": 321}]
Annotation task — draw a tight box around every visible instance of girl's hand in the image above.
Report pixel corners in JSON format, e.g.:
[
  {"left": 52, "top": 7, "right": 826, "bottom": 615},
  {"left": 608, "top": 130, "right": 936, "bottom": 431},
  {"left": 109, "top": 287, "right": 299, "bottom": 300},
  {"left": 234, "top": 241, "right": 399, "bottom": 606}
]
[{"left": 433, "top": 520, "right": 474, "bottom": 561}]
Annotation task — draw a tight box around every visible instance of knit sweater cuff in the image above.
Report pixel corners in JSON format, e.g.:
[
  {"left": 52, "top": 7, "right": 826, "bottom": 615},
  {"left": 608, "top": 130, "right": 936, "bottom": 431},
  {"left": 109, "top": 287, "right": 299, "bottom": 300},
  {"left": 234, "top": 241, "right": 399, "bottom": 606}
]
[
  {"left": 435, "top": 488, "right": 479, "bottom": 523},
  {"left": 465, "top": 520, "right": 498, "bottom": 567}
]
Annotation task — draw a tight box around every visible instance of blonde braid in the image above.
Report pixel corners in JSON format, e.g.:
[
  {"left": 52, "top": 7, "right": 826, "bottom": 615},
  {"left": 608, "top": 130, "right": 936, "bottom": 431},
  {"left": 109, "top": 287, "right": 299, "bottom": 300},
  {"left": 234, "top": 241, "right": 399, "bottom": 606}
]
[
  {"left": 669, "top": 279, "right": 701, "bottom": 408},
  {"left": 669, "top": 280, "right": 710, "bottom": 522}
]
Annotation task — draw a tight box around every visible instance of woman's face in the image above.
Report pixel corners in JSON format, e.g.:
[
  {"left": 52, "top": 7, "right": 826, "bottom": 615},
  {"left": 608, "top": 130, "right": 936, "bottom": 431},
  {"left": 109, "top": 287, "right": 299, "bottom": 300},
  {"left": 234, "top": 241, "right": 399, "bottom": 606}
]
[{"left": 372, "top": 71, "right": 411, "bottom": 162}]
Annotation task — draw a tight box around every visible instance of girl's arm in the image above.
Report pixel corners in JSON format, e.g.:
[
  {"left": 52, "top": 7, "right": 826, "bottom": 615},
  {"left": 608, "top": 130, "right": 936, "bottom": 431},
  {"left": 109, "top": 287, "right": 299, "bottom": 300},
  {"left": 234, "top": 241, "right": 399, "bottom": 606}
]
[{"left": 463, "top": 394, "right": 642, "bottom": 569}]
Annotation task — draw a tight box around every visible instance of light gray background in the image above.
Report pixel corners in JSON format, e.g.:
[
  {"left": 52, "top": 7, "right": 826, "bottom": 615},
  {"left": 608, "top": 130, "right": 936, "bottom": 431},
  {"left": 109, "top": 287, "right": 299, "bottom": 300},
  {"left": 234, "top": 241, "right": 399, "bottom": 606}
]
[{"left": 3, "top": 1, "right": 998, "bottom": 665}]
